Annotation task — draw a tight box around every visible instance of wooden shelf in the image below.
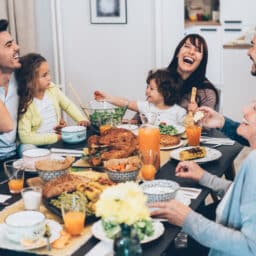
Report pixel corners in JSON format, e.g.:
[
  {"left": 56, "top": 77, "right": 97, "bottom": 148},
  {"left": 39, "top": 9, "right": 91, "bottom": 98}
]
[{"left": 185, "top": 20, "right": 221, "bottom": 28}]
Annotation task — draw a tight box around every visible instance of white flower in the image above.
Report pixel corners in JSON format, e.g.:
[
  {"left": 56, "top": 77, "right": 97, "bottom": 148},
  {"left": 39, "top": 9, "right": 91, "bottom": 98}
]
[{"left": 96, "top": 182, "right": 150, "bottom": 225}]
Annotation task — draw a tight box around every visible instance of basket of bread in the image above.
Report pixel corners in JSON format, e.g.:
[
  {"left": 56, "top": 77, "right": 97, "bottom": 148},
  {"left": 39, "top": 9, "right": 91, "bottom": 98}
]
[{"left": 35, "top": 156, "right": 74, "bottom": 182}]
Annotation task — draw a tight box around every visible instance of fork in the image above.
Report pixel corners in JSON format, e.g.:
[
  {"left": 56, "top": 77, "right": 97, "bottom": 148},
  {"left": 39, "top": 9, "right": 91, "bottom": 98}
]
[
  {"left": 212, "top": 144, "right": 222, "bottom": 148},
  {"left": 44, "top": 224, "right": 51, "bottom": 251}
]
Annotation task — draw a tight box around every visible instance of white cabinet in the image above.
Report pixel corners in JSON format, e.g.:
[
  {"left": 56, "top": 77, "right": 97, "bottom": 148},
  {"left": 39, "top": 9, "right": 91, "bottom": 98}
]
[
  {"left": 220, "top": 0, "right": 256, "bottom": 26},
  {"left": 222, "top": 49, "right": 256, "bottom": 121},
  {"left": 185, "top": 26, "right": 222, "bottom": 87}
]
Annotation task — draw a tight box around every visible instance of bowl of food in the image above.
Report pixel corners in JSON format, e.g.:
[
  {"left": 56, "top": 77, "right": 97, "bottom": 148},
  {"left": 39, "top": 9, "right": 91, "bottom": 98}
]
[
  {"left": 22, "top": 148, "right": 51, "bottom": 171},
  {"left": 103, "top": 156, "right": 141, "bottom": 183},
  {"left": 82, "top": 101, "right": 127, "bottom": 128},
  {"left": 4, "top": 211, "right": 45, "bottom": 243},
  {"left": 140, "top": 179, "right": 180, "bottom": 203},
  {"left": 61, "top": 125, "right": 87, "bottom": 144},
  {"left": 35, "top": 156, "right": 74, "bottom": 182}
]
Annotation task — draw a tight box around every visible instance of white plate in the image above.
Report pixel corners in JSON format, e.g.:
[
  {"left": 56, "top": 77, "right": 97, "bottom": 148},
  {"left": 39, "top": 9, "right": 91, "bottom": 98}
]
[
  {"left": 0, "top": 219, "right": 62, "bottom": 251},
  {"left": 170, "top": 146, "right": 222, "bottom": 163},
  {"left": 160, "top": 125, "right": 185, "bottom": 136},
  {"left": 149, "top": 190, "right": 191, "bottom": 222},
  {"left": 160, "top": 140, "right": 184, "bottom": 150},
  {"left": 92, "top": 220, "right": 164, "bottom": 244}
]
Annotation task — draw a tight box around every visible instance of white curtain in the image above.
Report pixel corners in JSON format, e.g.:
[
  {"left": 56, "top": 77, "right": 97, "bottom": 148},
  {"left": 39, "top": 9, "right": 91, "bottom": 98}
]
[{"left": 0, "top": 0, "right": 37, "bottom": 55}]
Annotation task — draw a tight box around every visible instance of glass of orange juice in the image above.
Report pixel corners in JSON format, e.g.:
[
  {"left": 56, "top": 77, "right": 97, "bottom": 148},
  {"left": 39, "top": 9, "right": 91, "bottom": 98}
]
[
  {"left": 61, "top": 195, "right": 86, "bottom": 236},
  {"left": 139, "top": 125, "right": 160, "bottom": 169},
  {"left": 140, "top": 149, "right": 158, "bottom": 180},
  {"left": 4, "top": 159, "right": 24, "bottom": 194},
  {"left": 186, "top": 125, "right": 202, "bottom": 146}
]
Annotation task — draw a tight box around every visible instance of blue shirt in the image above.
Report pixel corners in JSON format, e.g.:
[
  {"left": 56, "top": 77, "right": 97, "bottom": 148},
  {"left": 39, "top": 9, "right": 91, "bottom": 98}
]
[{"left": 0, "top": 75, "right": 18, "bottom": 160}]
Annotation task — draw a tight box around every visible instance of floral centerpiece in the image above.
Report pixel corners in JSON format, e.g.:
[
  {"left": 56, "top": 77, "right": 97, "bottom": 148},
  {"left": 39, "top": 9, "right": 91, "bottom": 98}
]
[{"left": 96, "top": 182, "right": 154, "bottom": 241}]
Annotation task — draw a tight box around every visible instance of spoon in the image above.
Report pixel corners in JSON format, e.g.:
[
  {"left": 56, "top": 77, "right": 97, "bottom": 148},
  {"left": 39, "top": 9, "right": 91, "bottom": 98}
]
[{"left": 44, "top": 224, "right": 51, "bottom": 251}]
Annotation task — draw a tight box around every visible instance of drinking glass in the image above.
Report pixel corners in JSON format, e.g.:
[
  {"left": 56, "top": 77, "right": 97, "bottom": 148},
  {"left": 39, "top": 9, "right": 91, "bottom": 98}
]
[
  {"left": 186, "top": 125, "right": 202, "bottom": 146},
  {"left": 21, "top": 186, "right": 42, "bottom": 211},
  {"left": 4, "top": 159, "right": 24, "bottom": 194},
  {"left": 61, "top": 195, "right": 86, "bottom": 236},
  {"left": 140, "top": 149, "right": 158, "bottom": 180},
  {"left": 138, "top": 113, "right": 160, "bottom": 169}
]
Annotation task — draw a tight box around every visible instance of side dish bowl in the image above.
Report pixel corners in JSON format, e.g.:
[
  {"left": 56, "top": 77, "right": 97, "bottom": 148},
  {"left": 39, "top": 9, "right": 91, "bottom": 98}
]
[
  {"left": 22, "top": 148, "right": 51, "bottom": 171},
  {"left": 140, "top": 179, "right": 180, "bottom": 203},
  {"left": 82, "top": 101, "right": 127, "bottom": 128},
  {"left": 4, "top": 211, "right": 45, "bottom": 243},
  {"left": 105, "top": 169, "right": 139, "bottom": 183},
  {"left": 61, "top": 126, "right": 87, "bottom": 144}
]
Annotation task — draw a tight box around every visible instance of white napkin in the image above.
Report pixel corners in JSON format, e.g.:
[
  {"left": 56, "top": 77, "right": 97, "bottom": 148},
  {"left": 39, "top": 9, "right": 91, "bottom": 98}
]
[
  {"left": 85, "top": 241, "right": 112, "bottom": 256},
  {"left": 0, "top": 194, "right": 11, "bottom": 203},
  {"left": 179, "top": 187, "right": 202, "bottom": 199},
  {"left": 200, "top": 137, "right": 235, "bottom": 146},
  {"left": 50, "top": 148, "right": 84, "bottom": 157}
]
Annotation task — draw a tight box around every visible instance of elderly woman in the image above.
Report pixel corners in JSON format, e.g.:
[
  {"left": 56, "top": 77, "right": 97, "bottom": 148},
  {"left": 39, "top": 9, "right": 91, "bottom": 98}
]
[{"left": 150, "top": 102, "right": 256, "bottom": 255}]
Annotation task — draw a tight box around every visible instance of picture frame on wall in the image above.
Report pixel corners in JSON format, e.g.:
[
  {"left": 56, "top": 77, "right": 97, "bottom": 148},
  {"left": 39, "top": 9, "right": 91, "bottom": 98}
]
[{"left": 90, "top": 0, "right": 127, "bottom": 24}]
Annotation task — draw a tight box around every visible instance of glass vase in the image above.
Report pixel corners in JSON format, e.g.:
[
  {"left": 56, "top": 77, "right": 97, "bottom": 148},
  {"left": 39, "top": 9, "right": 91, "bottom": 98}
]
[{"left": 113, "top": 224, "right": 142, "bottom": 256}]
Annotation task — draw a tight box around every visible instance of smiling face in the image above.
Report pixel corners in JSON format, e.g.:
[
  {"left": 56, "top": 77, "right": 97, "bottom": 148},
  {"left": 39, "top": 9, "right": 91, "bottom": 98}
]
[
  {"left": 0, "top": 31, "right": 20, "bottom": 72},
  {"left": 247, "top": 35, "right": 256, "bottom": 76},
  {"left": 176, "top": 38, "right": 204, "bottom": 79},
  {"left": 237, "top": 101, "right": 256, "bottom": 148},
  {"left": 146, "top": 79, "right": 164, "bottom": 106}
]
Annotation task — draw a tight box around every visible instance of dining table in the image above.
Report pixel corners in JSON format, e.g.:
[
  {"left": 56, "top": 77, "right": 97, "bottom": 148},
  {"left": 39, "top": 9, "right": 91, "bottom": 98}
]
[{"left": 0, "top": 128, "right": 243, "bottom": 256}]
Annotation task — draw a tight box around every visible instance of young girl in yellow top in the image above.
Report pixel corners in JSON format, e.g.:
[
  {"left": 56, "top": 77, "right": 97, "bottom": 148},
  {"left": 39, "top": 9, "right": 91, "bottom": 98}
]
[{"left": 15, "top": 53, "right": 89, "bottom": 150}]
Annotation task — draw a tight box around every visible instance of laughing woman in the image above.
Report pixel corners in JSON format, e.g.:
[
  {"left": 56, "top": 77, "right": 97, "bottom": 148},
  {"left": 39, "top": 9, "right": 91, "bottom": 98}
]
[
  {"left": 167, "top": 34, "right": 219, "bottom": 111},
  {"left": 150, "top": 103, "right": 256, "bottom": 255}
]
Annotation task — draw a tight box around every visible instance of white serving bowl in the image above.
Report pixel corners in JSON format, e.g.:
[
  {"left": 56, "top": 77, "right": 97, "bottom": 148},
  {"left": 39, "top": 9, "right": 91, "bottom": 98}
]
[
  {"left": 61, "top": 125, "right": 87, "bottom": 144},
  {"left": 4, "top": 211, "right": 45, "bottom": 243},
  {"left": 22, "top": 149, "right": 51, "bottom": 171},
  {"left": 140, "top": 179, "right": 180, "bottom": 203}
]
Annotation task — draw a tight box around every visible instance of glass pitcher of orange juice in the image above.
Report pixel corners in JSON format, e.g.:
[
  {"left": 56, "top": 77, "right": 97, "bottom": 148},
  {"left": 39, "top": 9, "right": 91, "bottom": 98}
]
[{"left": 138, "top": 113, "right": 160, "bottom": 171}]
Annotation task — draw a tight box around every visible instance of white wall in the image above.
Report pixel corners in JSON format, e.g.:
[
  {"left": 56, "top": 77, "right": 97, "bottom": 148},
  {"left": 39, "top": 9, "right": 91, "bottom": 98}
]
[
  {"left": 60, "top": 0, "right": 155, "bottom": 114},
  {"left": 35, "top": 0, "right": 184, "bottom": 119}
]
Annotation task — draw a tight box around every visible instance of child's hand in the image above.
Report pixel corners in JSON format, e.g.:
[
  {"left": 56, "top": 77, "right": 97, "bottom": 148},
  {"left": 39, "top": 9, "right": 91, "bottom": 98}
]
[
  {"left": 94, "top": 90, "right": 106, "bottom": 101},
  {"left": 54, "top": 119, "right": 67, "bottom": 134},
  {"left": 78, "top": 120, "right": 90, "bottom": 126}
]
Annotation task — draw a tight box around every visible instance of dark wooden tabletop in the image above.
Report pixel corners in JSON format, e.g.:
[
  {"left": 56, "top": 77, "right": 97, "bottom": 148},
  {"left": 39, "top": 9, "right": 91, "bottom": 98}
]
[{"left": 0, "top": 129, "right": 243, "bottom": 256}]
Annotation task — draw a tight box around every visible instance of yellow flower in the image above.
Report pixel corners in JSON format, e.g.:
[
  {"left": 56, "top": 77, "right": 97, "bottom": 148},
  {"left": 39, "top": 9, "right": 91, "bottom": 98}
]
[{"left": 96, "top": 182, "right": 150, "bottom": 225}]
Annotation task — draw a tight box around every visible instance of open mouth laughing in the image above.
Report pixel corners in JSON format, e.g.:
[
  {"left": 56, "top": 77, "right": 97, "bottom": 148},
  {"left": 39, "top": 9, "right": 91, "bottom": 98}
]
[{"left": 183, "top": 56, "right": 194, "bottom": 65}]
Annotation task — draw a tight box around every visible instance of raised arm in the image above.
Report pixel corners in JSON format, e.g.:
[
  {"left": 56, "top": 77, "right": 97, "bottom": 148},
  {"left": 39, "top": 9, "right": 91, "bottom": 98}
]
[
  {"left": 0, "top": 99, "right": 13, "bottom": 132},
  {"left": 94, "top": 90, "right": 138, "bottom": 112},
  {"left": 198, "top": 106, "right": 249, "bottom": 146}
]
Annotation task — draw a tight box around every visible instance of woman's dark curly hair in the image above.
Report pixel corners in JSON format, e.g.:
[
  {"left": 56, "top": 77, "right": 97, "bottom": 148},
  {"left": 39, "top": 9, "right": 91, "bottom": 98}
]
[
  {"left": 15, "top": 53, "right": 46, "bottom": 117},
  {"left": 146, "top": 69, "right": 180, "bottom": 106}
]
